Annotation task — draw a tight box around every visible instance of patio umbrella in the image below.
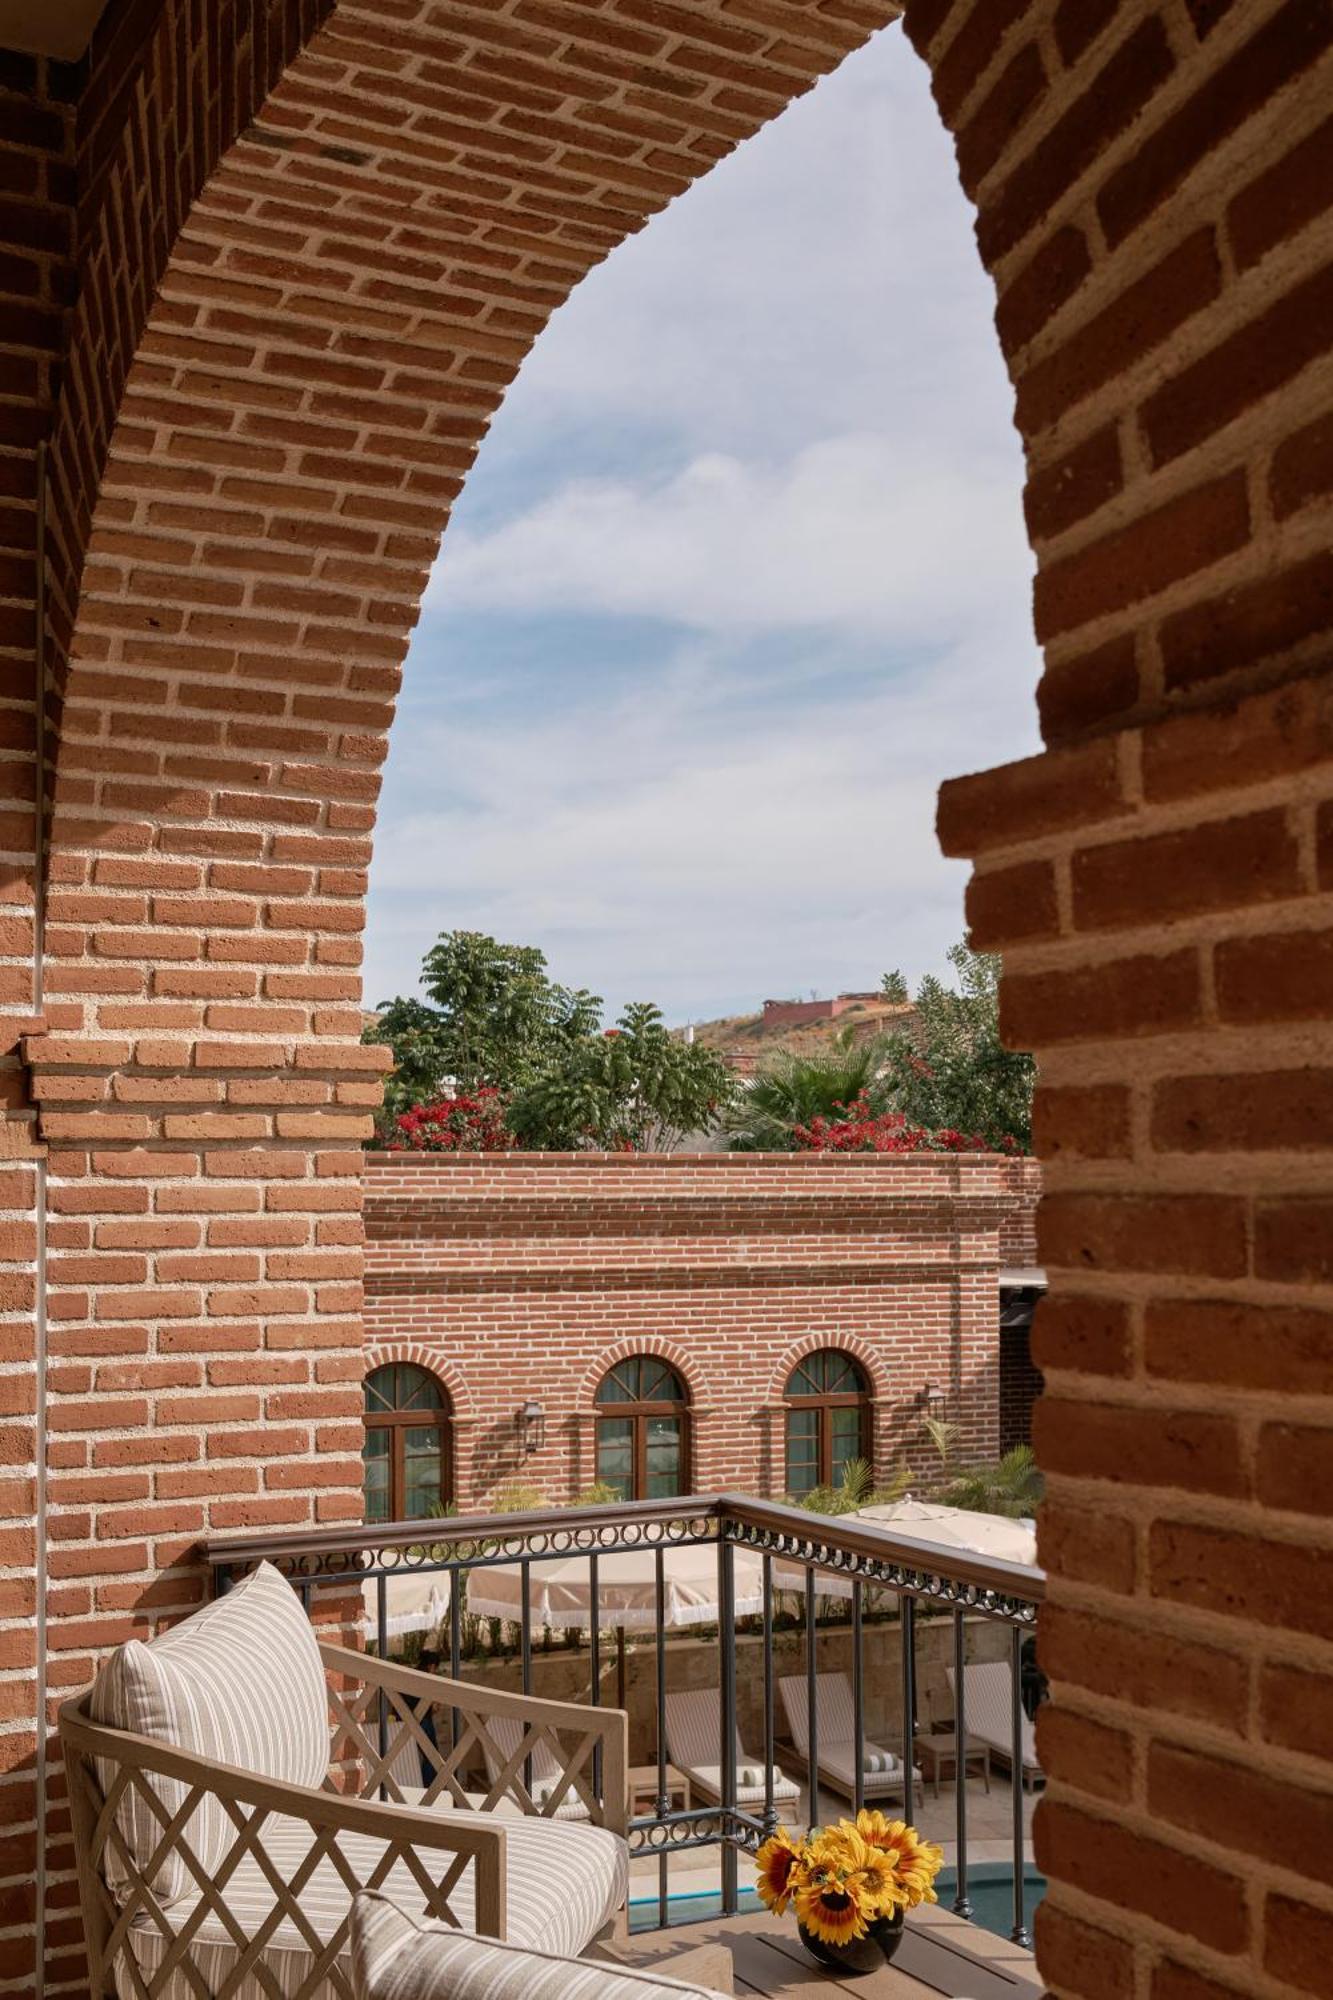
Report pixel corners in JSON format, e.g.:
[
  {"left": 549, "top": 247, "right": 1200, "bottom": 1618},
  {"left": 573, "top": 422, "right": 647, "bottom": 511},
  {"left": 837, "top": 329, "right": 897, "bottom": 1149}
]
[
  {"left": 359, "top": 1570, "right": 452, "bottom": 1642},
  {"left": 775, "top": 1497, "right": 1036, "bottom": 1600},
  {"left": 852, "top": 1497, "right": 1037, "bottom": 1568},
  {"left": 466, "top": 1541, "right": 766, "bottom": 1705}
]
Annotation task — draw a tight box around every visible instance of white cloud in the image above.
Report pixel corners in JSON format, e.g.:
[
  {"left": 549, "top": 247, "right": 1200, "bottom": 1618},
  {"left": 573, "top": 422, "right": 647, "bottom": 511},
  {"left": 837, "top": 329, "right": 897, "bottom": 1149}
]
[
  {"left": 427, "top": 431, "right": 1029, "bottom": 643},
  {"left": 364, "top": 23, "right": 1041, "bottom": 1023},
  {"left": 366, "top": 624, "right": 1033, "bottom": 1023},
  {"left": 485, "top": 24, "right": 1012, "bottom": 463}
]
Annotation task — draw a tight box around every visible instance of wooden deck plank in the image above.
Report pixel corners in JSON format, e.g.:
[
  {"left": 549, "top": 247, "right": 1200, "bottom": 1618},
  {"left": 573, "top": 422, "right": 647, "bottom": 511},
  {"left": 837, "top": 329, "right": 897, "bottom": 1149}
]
[{"left": 618, "top": 1910, "right": 1042, "bottom": 1999}]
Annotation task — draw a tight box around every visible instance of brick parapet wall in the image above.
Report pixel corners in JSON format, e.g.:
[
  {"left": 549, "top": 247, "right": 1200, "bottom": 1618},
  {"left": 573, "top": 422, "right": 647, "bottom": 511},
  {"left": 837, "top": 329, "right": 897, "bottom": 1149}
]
[{"left": 364, "top": 1150, "right": 1034, "bottom": 1504}]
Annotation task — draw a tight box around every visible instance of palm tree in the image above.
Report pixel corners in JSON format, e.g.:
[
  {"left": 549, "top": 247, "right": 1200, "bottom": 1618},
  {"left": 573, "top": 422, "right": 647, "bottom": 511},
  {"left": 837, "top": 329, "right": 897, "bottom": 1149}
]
[
  {"left": 725, "top": 1030, "right": 884, "bottom": 1151},
  {"left": 921, "top": 1419, "right": 1042, "bottom": 1519},
  {"left": 794, "top": 1456, "right": 910, "bottom": 1516}
]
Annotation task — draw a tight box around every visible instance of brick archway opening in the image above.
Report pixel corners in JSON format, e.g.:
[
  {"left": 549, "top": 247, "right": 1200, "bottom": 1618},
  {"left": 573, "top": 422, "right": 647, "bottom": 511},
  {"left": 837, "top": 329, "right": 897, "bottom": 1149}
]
[{"left": 3, "top": 1, "right": 1331, "bottom": 1994}]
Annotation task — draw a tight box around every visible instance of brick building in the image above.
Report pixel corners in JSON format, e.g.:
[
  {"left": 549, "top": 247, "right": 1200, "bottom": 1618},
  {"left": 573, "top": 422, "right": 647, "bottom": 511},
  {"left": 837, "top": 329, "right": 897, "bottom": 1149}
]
[
  {"left": 0, "top": 0, "right": 1331, "bottom": 1994},
  {"left": 362, "top": 1152, "right": 1042, "bottom": 1514},
  {"left": 758, "top": 991, "right": 885, "bottom": 1027}
]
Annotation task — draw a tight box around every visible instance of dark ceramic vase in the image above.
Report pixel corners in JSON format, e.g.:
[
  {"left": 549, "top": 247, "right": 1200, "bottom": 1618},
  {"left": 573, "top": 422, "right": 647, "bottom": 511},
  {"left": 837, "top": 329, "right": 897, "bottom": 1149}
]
[{"left": 797, "top": 1908, "right": 905, "bottom": 1975}]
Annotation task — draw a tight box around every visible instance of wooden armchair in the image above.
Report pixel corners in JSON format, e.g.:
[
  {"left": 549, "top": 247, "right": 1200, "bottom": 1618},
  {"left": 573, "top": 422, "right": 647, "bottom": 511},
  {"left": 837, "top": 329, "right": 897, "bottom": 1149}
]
[{"left": 60, "top": 1562, "right": 628, "bottom": 2000}]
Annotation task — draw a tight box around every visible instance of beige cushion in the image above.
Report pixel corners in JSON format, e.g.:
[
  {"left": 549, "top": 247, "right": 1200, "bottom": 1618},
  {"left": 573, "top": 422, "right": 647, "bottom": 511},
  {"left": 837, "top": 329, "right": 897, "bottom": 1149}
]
[
  {"left": 125, "top": 1810, "right": 629, "bottom": 2000},
  {"left": 351, "top": 1890, "right": 731, "bottom": 2000},
  {"left": 88, "top": 1559, "right": 328, "bottom": 1903}
]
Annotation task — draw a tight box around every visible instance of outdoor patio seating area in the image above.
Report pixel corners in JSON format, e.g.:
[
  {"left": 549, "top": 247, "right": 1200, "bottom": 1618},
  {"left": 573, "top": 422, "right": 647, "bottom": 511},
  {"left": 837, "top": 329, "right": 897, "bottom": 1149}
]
[{"left": 61, "top": 1496, "right": 1041, "bottom": 2000}]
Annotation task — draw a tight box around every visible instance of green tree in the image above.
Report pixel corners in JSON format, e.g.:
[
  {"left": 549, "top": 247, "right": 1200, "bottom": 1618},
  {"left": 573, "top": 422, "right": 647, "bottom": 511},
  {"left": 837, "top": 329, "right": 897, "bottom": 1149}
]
[
  {"left": 879, "top": 969, "right": 909, "bottom": 1003},
  {"left": 724, "top": 1029, "right": 884, "bottom": 1152},
  {"left": 365, "top": 930, "right": 601, "bottom": 1131},
  {"left": 878, "top": 944, "right": 1034, "bottom": 1151},
  {"left": 509, "top": 1001, "right": 735, "bottom": 1151}
]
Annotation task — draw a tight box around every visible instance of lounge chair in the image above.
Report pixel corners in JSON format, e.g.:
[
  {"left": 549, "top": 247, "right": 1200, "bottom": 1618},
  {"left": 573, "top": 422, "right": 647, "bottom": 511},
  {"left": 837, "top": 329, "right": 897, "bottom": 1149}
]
[
  {"left": 778, "top": 1671, "right": 922, "bottom": 1803},
  {"left": 61, "top": 1559, "right": 628, "bottom": 2000},
  {"left": 664, "top": 1687, "right": 801, "bottom": 1812},
  {"left": 946, "top": 1661, "right": 1043, "bottom": 1789}
]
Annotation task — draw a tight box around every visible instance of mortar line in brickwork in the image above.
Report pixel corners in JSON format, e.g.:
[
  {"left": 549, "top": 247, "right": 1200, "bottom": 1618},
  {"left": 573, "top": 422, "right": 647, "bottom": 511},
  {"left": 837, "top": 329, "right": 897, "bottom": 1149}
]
[{"left": 32, "top": 439, "right": 49, "bottom": 2000}]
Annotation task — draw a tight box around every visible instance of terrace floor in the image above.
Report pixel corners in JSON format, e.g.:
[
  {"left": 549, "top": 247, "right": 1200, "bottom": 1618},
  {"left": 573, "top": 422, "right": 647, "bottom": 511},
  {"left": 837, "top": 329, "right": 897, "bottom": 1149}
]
[{"left": 618, "top": 1903, "right": 1042, "bottom": 1996}]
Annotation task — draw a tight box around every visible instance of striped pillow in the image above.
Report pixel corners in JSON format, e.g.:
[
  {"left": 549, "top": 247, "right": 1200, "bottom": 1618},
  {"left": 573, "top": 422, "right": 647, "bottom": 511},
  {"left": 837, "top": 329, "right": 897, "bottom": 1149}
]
[
  {"left": 350, "top": 1892, "right": 734, "bottom": 2000},
  {"left": 88, "top": 1560, "right": 328, "bottom": 1905}
]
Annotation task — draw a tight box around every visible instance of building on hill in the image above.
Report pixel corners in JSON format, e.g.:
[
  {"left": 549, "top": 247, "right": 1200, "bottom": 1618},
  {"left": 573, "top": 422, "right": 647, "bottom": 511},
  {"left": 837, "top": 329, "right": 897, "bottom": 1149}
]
[{"left": 682, "top": 992, "right": 919, "bottom": 1078}]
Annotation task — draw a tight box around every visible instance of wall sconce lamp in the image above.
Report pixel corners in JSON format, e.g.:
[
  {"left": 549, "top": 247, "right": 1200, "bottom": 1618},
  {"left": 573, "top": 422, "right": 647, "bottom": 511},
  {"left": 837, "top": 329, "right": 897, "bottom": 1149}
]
[
  {"left": 517, "top": 1399, "right": 545, "bottom": 1455},
  {"left": 919, "top": 1381, "right": 946, "bottom": 1418}
]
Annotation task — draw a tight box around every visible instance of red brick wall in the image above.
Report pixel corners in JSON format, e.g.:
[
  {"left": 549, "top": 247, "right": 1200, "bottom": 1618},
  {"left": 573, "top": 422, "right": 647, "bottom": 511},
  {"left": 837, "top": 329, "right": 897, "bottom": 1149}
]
[
  {"left": 0, "top": 0, "right": 1326, "bottom": 1995},
  {"left": 999, "top": 1315, "right": 1043, "bottom": 1452},
  {"left": 999, "top": 1159, "right": 1041, "bottom": 1265},
  {"left": 364, "top": 1151, "right": 1034, "bottom": 1506},
  {"left": 916, "top": 2, "right": 1333, "bottom": 1995}
]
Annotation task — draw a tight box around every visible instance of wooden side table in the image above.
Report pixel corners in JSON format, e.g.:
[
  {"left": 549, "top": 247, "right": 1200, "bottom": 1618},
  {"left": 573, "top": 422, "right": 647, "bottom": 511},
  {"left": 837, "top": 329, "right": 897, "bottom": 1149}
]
[
  {"left": 913, "top": 1732, "right": 991, "bottom": 1799},
  {"left": 628, "top": 1762, "right": 692, "bottom": 1817}
]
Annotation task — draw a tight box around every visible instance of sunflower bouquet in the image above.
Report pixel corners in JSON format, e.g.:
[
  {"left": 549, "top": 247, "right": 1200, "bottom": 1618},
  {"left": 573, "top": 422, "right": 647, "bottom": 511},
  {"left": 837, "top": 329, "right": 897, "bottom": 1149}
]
[{"left": 755, "top": 1811, "right": 944, "bottom": 1971}]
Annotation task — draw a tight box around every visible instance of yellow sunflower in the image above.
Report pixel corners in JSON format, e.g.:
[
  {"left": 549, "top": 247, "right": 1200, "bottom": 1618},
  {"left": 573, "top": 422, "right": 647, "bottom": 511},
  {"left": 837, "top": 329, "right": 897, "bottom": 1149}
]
[
  {"left": 847, "top": 1811, "right": 944, "bottom": 1909},
  {"left": 847, "top": 1840, "right": 909, "bottom": 1917},
  {"left": 754, "top": 1828, "right": 806, "bottom": 1916},
  {"left": 794, "top": 1876, "right": 870, "bottom": 1947}
]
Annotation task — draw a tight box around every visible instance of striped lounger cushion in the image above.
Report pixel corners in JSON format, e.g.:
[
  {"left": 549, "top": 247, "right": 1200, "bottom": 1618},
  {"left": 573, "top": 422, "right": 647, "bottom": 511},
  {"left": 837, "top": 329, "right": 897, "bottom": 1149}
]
[
  {"left": 663, "top": 1690, "right": 800, "bottom": 1806},
  {"left": 777, "top": 1673, "right": 921, "bottom": 1796},
  {"left": 87, "top": 1558, "right": 329, "bottom": 1904},
  {"left": 351, "top": 1890, "right": 731, "bottom": 2000},
  {"left": 121, "top": 1811, "right": 629, "bottom": 2000}
]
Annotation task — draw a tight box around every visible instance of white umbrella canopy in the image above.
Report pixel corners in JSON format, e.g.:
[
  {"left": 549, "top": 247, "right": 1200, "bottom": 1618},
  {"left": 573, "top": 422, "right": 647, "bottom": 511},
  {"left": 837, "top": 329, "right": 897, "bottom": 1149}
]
[
  {"left": 465, "top": 1540, "right": 766, "bottom": 1632},
  {"left": 360, "top": 1571, "right": 452, "bottom": 1642},
  {"left": 773, "top": 1498, "right": 1037, "bottom": 1600},
  {"left": 852, "top": 1497, "right": 1037, "bottom": 1568}
]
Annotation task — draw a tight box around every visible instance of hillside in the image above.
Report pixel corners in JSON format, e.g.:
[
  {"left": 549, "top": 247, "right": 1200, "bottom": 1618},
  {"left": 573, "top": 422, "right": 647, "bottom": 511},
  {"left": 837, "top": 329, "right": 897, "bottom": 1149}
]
[{"left": 680, "top": 993, "right": 919, "bottom": 1077}]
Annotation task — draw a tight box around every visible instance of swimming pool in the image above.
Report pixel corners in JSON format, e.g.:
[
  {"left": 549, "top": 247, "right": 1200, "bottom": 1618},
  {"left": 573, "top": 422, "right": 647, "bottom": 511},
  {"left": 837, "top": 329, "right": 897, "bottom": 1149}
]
[
  {"left": 629, "top": 1863, "right": 1046, "bottom": 1940},
  {"left": 934, "top": 1861, "right": 1046, "bottom": 1939},
  {"left": 628, "top": 1888, "right": 762, "bottom": 1933}
]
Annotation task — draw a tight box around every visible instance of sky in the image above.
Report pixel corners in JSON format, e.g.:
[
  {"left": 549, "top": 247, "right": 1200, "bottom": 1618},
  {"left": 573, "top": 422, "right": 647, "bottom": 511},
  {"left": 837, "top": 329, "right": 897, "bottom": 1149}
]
[{"left": 362, "top": 20, "right": 1040, "bottom": 1029}]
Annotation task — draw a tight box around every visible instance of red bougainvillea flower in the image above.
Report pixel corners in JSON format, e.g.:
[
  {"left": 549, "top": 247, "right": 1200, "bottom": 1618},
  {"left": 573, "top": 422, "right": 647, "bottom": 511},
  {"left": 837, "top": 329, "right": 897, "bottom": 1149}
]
[
  {"left": 393, "top": 1087, "right": 514, "bottom": 1153},
  {"left": 791, "top": 1109, "right": 1013, "bottom": 1155}
]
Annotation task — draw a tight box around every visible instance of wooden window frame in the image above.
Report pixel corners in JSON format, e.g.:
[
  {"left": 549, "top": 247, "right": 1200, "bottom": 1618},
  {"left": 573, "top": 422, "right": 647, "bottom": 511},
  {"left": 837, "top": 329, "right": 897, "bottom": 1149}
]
[
  {"left": 364, "top": 1365, "right": 452, "bottom": 1522},
  {"left": 594, "top": 1358, "right": 690, "bottom": 1501},
  {"left": 783, "top": 1352, "right": 870, "bottom": 1493}
]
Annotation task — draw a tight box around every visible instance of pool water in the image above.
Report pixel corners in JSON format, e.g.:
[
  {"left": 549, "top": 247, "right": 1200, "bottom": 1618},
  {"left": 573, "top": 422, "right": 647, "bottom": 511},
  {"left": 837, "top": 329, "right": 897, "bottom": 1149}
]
[
  {"left": 935, "top": 1862, "right": 1046, "bottom": 1939},
  {"left": 629, "top": 1888, "right": 762, "bottom": 1932},
  {"left": 629, "top": 1863, "right": 1045, "bottom": 1941}
]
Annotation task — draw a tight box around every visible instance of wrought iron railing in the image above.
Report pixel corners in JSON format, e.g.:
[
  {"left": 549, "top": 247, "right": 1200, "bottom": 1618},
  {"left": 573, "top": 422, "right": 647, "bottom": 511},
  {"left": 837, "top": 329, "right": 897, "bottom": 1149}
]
[{"left": 206, "top": 1493, "right": 1043, "bottom": 1945}]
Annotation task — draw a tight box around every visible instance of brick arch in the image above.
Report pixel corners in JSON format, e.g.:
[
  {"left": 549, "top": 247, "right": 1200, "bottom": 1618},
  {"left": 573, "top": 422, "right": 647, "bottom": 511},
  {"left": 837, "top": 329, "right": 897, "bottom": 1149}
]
[
  {"left": 363, "top": 1340, "right": 476, "bottom": 1422},
  {"left": 4, "top": 2, "right": 1329, "bottom": 1997},
  {"left": 578, "top": 1336, "right": 713, "bottom": 1413},
  {"left": 766, "top": 1332, "right": 887, "bottom": 1406}
]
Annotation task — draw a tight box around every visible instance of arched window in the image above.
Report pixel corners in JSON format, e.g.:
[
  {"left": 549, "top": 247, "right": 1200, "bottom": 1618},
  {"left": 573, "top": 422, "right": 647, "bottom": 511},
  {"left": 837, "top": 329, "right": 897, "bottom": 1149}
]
[
  {"left": 594, "top": 1356, "right": 689, "bottom": 1501},
  {"left": 783, "top": 1349, "right": 869, "bottom": 1497},
  {"left": 363, "top": 1363, "right": 452, "bottom": 1523}
]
